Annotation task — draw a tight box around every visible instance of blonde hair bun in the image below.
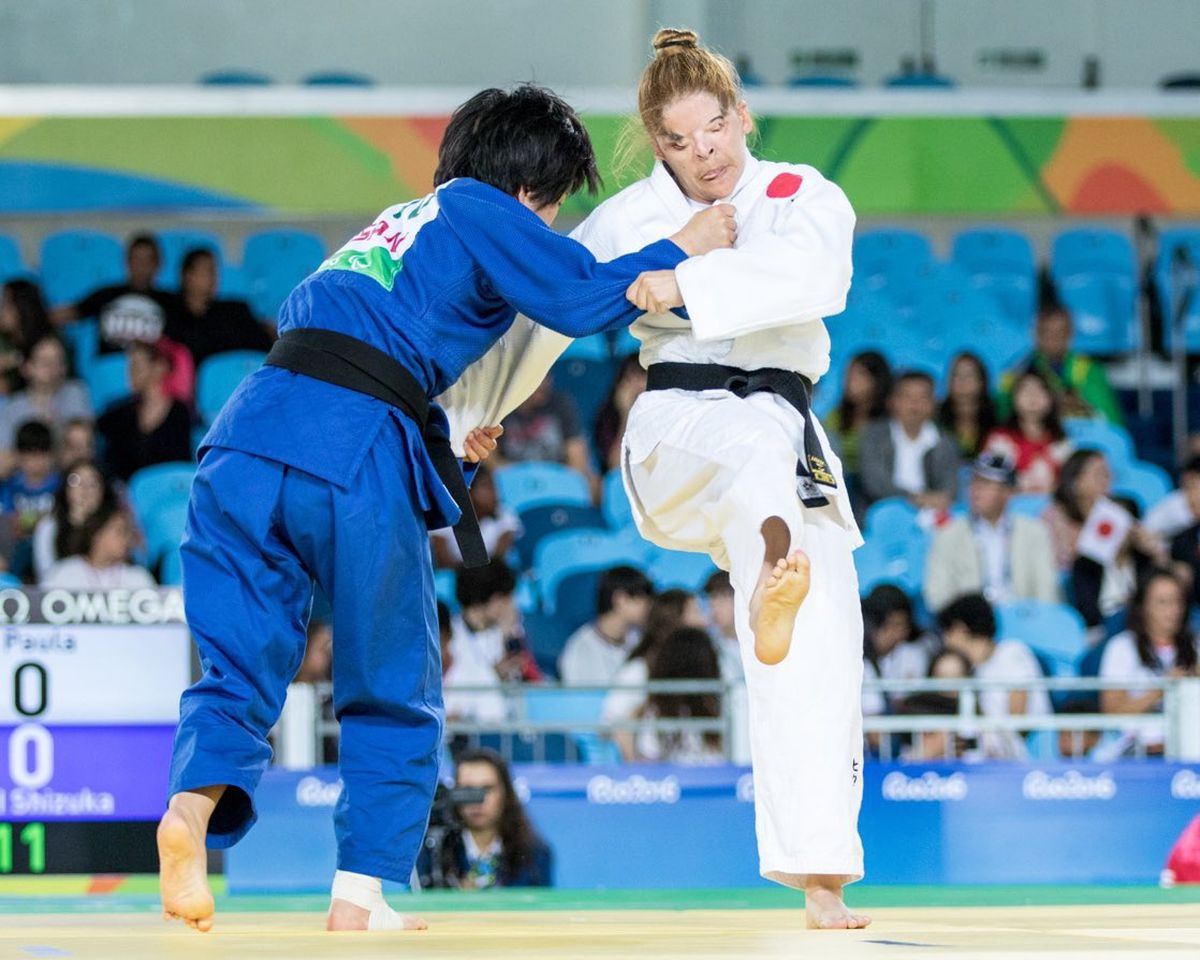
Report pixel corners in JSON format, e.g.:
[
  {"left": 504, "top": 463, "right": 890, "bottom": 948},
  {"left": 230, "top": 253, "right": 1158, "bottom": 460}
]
[{"left": 652, "top": 28, "right": 699, "bottom": 56}]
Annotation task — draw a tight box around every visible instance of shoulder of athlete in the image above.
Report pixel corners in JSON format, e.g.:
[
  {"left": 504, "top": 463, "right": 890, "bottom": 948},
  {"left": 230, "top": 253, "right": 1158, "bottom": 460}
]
[{"left": 750, "top": 160, "right": 851, "bottom": 210}]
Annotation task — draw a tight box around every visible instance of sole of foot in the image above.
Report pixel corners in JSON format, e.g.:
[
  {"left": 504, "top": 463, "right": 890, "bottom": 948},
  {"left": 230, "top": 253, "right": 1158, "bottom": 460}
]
[
  {"left": 751, "top": 550, "right": 811, "bottom": 665},
  {"left": 157, "top": 809, "right": 215, "bottom": 933}
]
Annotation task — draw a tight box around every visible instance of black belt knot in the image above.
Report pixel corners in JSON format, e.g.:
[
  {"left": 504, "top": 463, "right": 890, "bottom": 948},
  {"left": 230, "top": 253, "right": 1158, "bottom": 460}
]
[{"left": 264, "top": 327, "right": 488, "bottom": 567}]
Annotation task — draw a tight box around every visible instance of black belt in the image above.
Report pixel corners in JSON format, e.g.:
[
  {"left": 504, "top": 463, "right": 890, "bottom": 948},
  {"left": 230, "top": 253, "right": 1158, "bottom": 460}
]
[
  {"left": 265, "top": 328, "right": 488, "bottom": 567},
  {"left": 645, "top": 362, "right": 837, "bottom": 508}
]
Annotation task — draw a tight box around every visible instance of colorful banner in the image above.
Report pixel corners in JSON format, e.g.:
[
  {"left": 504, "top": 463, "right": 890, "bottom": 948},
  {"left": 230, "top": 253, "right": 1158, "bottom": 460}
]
[{"left": 3, "top": 114, "right": 1200, "bottom": 217}]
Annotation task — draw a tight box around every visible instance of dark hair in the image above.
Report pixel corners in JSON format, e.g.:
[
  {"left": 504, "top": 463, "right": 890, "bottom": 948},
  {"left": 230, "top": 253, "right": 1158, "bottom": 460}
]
[
  {"left": 455, "top": 559, "right": 516, "bottom": 608},
  {"left": 434, "top": 85, "right": 600, "bottom": 207},
  {"left": 1126, "top": 570, "right": 1197, "bottom": 672},
  {"left": 1006, "top": 368, "right": 1065, "bottom": 441},
  {"left": 596, "top": 564, "right": 654, "bottom": 616},
  {"left": 861, "top": 583, "right": 916, "bottom": 663},
  {"left": 1053, "top": 448, "right": 1107, "bottom": 524},
  {"left": 927, "top": 647, "right": 973, "bottom": 679},
  {"left": 627, "top": 588, "right": 694, "bottom": 663},
  {"left": 937, "top": 593, "right": 997, "bottom": 641},
  {"left": 436, "top": 599, "right": 453, "bottom": 641},
  {"left": 646, "top": 625, "right": 722, "bottom": 751},
  {"left": 703, "top": 569, "right": 732, "bottom": 597},
  {"left": 892, "top": 369, "right": 935, "bottom": 395},
  {"left": 2, "top": 280, "right": 52, "bottom": 354},
  {"left": 126, "top": 233, "right": 161, "bottom": 259},
  {"left": 73, "top": 502, "right": 128, "bottom": 561},
  {"left": 837, "top": 350, "right": 891, "bottom": 428},
  {"left": 1181, "top": 455, "right": 1200, "bottom": 479},
  {"left": 937, "top": 352, "right": 996, "bottom": 455},
  {"left": 14, "top": 419, "right": 53, "bottom": 454},
  {"left": 52, "top": 459, "right": 120, "bottom": 562},
  {"left": 593, "top": 354, "right": 646, "bottom": 459},
  {"left": 180, "top": 247, "right": 215, "bottom": 275},
  {"left": 453, "top": 748, "right": 547, "bottom": 885}
]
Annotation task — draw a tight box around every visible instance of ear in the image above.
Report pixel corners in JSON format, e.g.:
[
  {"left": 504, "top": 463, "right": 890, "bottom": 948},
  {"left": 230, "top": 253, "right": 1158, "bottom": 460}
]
[
  {"left": 736, "top": 101, "right": 753, "bottom": 135},
  {"left": 650, "top": 138, "right": 667, "bottom": 163}
]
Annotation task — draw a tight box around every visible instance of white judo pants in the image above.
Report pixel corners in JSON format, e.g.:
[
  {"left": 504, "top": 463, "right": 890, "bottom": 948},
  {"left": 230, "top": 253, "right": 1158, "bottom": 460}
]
[{"left": 623, "top": 389, "right": 865, "bottom": 885}]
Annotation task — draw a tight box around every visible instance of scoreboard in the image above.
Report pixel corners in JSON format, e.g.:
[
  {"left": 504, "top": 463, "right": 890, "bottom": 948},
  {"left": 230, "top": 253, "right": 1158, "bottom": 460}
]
[{"left": 0, "top": 587, "right": 190, "bottom": 874}]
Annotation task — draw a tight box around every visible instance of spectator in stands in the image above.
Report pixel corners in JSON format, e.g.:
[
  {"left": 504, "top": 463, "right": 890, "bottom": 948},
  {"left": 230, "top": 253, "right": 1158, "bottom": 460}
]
[
  {"left": 1100, "top": 570, "right": 1198, "bottom": 755},
  {"left": 898, "top": 649, "right": 973, "bottom": 761},
  {"left": 1, "top": 421, "right": 61, "bottom": 578},
  {"left": 424, "top": 748, "right": 552, "bottom": 888},
  {"left": 1001, "top": 304, "right": 1123, "bottom": 425},
  {"left": 496, "top": 373, "right": 599, "bottom": 499},
  {"left": 859, "top": 370, "right": 959, "bottom": 510},
  {"left": 40, "top": 502, "right": 154, "bottom": 588},
  {"left": 1046, "top": 448, "right": 1113, "bottom": 570},
  {"left": 431, "top": 464, "right": 521, "bottom": 569},
  {"left": 170, "top": 248, "right": 272, "bottom": 368},
  {"left": 558, "top": 565, "right": 653, "bottom": 685},
  {"left": 938, "top": 352, "right": 996, "bottom": 459},
  {"left": 862, "top": 584, "right": 933, "bottom": 712},
  {"left": 1056, "top": 700, "right": 1104, "bottom": 760},
  {"left": 924, "top": 452, "right": 1060, "bottom": 612},
  {"left": 703, "top": 570, "right": 741, "bottom": 682},
  {"left": 1146, "top": 455, "right": 1200, "bottom": 544},
  {"left": 0, "top": 336, "right": 91, "bottom": 474},
  {"left": 31, "top": 458, "right": 118, "bottom": 583},
  {"left": 938, "top": 593, "right": 1051, "bottom": 759},
  {"left": 96, "top": 340, "right": 193, "bottom": 481},
  {"left": 294, "top": 619, "right": 333, "bottom": 684},
  {"left": 632, "top": 625, "right": 724, "bottom": 764},
  {"left": 983, "top": 369, "right": 1071, "bottom": 493},
  {"left": 58, "top": 417, "right": 96, "bottom": 470},
  {"left": 53, "top": 233, "right": 179, "bottom": 355},
  {"left": 440, "top": 600, "right": 507, "bottom": 724},
  {"left": 0, "top": 280, "right": 53, "bottom": 395},
  {"left": 594, "top": 354, "right": 647, "bottom": 472},
  {"left": 604, "top": 588, "right": 706, "bottom": 759},
  {"left": 452, "top": 559, "right": 541, "bottom": 684},
  {"left": 826, "top": 350, "right": 891, "bottom": 478}
]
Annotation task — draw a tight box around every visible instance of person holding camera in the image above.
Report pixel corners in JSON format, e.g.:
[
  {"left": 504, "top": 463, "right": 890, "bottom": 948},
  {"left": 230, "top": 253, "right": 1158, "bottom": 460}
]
[{"left": 419, "top": 749, "right": 552, "bottom": 889}]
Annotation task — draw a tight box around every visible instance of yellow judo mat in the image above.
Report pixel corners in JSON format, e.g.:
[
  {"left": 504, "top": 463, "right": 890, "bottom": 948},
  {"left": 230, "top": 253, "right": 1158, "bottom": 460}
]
[{"left": 2, "top": 884, "right": 1199, "bottom": 959}]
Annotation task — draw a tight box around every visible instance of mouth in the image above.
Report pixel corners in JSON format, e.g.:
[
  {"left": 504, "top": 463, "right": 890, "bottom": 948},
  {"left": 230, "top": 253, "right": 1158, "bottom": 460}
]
[{"left": 701, "top": 165, "right": 729, "bottom": 183}]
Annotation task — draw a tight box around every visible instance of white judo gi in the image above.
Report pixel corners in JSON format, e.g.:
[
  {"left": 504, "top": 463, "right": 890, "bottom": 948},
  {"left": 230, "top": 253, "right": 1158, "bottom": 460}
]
[{"left": 439, "top": 152, "right": 866, "bottom": 885}]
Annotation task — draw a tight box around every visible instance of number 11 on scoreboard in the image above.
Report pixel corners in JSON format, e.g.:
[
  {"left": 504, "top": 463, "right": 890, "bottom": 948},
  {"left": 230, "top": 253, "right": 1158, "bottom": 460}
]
[{"left": 0, "top": 822, "right": 46, "bottom": 873}]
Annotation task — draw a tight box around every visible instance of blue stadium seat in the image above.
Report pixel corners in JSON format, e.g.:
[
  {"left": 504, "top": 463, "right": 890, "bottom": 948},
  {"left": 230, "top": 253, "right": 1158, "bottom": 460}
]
[
  {"left": 128, "top": 462, "right": 196, "bottom": 524},
  {"left": 1154, "top": 228, "right": 1200, "bottom": 352},
  {"left": 996, "top": 600, "right": 1086, "bottom": 674},
  {"left": 611, "top": 327, "right": 641, "bottom": 357},
  {"left": 535, "top": 529, "right": 649, "bottom": 615},
  {"left": 200, "top": 70, "right": 272, "bottom": 85},
  {"left": 523, "top": 688, "right": 608, "bottom": 722},
  {"left": 303, "top": 72, "right": 375, "bottom": 86},
  {"left": 601, "top": 469, "right": 634, "bottom": 529},
  {"left": 0, "top": 234, "right": 25, "bottom": 284},
  {"left": 560, "top": 334, "right": 610, "bottom": 361},
  {"left": 514, "top": 503, "right": 606, "bottom": 570},
  {"left": 521, "top": 607, "right": 575, "bottom": 677},
  {"left": 884, "top": 72, "right": 955, "bottom": 88},
  {"left": 1063, "top": 418, "right": 1134, "bottom": 463},
  {"left": 62, "top": 318, "right": 100, "bottom": 374},
  {"left": 1051, "top": 229, "right": 1137, "bottom": 354},
  {"left": 156, "top": 229, "right": 223, "bottom": 291},
  {"left": 1113, "top": 460, "right": 1173, "bottom": 513},
  {"left": 40, "top": 230, "right": 124, "bottom": 309},
  {"left": 1007, "top": 493, "right": 1049, "bottom": 519},
  {"left": 434, "top": 569, "right": 458, "bottom": 613},
  {"left": 864, "top": 496, "right": 920, "bottom": 541},
  {"left": 854, "top": 535, "right": 926, "bottom": 596},
  {"left": 159, "top": 546, "right": 183, "bottom": 586},
  {"left": 951, "top": 228, "right": 1037, "bottom": 326},
  {"left": 852, "top": 230, "right": 933, "bottom": 287},
  {"left": 143, "top": 498, "right": 189, "bottom": 566},
  {"left": 85, "top": 353, "right": 130, "bottom": 413},
  {"left": 787, "top": 75, "right": 858, "bottom": 87},
  {"left": 196, "top": 350, "right": 266, "bottom": 425},
  {"left": 551, "top": 352, "right": 616, "bottom": 435},
  {"left": 643, "top": 548, "right": 718, "bottom": 592},
  {"left": 242, "top": 230, "right": 326, "bottom": 321},
  {"left": 494, "top": 461, "right": 591, "bottom": 514}
]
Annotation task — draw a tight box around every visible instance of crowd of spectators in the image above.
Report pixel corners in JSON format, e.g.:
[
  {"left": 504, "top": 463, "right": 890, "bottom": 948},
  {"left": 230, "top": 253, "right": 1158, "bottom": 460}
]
[{"left": 0, "top": 232, "right": 276, "bottom": 587}]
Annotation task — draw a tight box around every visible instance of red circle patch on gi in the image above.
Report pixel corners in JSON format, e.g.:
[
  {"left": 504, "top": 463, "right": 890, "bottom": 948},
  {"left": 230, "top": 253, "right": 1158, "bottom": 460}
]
[{"left": 766, "top": 172, "right": 803, "bottom": 198}]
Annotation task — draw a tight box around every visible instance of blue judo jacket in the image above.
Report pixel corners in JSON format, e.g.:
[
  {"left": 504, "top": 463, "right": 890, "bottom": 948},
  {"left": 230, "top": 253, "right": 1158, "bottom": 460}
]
[{"left": 201, "top": 178, "right": 686, "bottom": 527}]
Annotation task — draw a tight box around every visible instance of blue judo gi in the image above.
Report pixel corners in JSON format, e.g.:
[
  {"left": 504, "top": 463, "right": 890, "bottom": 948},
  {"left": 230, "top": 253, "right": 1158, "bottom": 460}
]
[{"left": 167, "top": 178, "right": 686, "bottom": 881}]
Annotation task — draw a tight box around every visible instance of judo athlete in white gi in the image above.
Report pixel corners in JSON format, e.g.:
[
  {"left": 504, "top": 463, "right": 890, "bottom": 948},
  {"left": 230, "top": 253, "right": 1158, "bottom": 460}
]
[{"left": 441, "top": 30, "right": 869, "bottom": 929}]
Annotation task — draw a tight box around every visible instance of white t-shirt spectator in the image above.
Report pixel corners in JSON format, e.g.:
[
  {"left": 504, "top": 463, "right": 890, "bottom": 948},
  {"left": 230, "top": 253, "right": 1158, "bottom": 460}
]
[
  {"left": 878, "top": 641, "right": 930, "bottom": 683},
  {"left": 559, "top": 623, "right": 635, "bottom": 686},
  {"left": 450, "top": 616, "right": 505, "bottom": 673},
  {"left": 41, "top": 556, "right": 155, "bottom": 589},
  {"left": 0, "top": 382, "right": 92, "bottom": 452},
  {"left": 890, "top": 421, "right": 940, "bottom": 495},
  {"left": 1099, "top": 630, "right": 1173, "bottom": 751},
  {"left": 862, "top": 659, "right": 886, "bottom": 717},
  {"left": 444, "top": 646, "right": 508, "bottom": 723},
  {"left": 601, "top": 657, "right": 648, "bottom": 727},
  {"left": 431, "top": 508, "right": 522, "bottom": 567},
  {"left": 974, "top": 638, "right": 1051, "bottom": 759}
]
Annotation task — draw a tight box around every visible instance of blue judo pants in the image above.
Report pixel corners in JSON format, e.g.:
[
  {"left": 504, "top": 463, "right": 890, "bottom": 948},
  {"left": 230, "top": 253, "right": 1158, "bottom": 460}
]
[{"left": 167, "top": 420, "right": 443, "bottom": 882}]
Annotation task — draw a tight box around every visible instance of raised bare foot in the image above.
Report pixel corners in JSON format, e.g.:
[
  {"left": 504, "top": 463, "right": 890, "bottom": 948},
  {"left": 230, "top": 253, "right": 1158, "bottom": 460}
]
[
  {"left": 327, "top": 897, "right": 428, "bottom": 932},
  {"left": 750, "top": 550, "right": 810, "bottom": 665},
  {"left": 158, "top": 807, "right": 215, "bottom": 932},
  {"left": 805, "top": 880, "right": 871, "bottom": 930}
]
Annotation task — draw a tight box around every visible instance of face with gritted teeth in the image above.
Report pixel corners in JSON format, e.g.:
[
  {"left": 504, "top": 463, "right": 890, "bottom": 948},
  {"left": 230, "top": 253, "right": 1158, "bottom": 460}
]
[{"left": 652, "top": 92, "right": 752, "bottom": 204}]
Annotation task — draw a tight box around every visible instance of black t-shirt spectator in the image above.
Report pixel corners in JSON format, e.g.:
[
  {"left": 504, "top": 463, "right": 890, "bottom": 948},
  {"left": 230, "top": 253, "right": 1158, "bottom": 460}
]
[
  {"left": 1172, "top": 523, "right": 1200, "bottom": 604},
  {"left": 77, "top": 285, "right": 179, "bottom": 355},
  {"left": 96, "top": 398, "right": 193, "bottom": 481},
  {"left": 168, "top": 296, "right": 272, "bottom": 368},
  {"left": 499, "top": 389, "right": 582, "bottom": 463}
]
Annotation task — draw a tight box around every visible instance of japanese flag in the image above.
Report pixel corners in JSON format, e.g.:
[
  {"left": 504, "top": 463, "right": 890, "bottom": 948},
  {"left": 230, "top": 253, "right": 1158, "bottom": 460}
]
[{"left": 1077, "top": 496, "right": 1134, "bottom": 565}]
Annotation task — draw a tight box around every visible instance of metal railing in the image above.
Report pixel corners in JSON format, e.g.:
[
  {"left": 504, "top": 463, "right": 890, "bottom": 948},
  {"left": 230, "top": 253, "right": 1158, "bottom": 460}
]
[{"left": 273, "top": 676, "right": 1200, "bottom": 767}]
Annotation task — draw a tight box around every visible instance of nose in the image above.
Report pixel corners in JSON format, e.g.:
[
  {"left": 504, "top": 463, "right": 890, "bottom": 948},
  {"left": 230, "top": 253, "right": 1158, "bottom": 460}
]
[{"left": 693, "top": 135, "right": 716, "bottom": 158}]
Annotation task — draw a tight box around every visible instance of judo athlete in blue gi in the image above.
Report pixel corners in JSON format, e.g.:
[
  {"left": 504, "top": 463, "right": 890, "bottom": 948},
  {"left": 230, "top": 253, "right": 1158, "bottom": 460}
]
[{"left": 156, "top": 84, "right": 735, "bottom": 933}]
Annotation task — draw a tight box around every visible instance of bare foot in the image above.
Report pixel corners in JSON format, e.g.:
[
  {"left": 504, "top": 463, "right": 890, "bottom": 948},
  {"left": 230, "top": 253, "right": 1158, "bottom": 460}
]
[
  {"left": 327, "top": 897, "right": 428, "bottom": 932},
  {"left": 158, "top": 807, "right": 215, "bottom": 932},
  {"left": 750, "top": 550, "right": 810, "bottom": 665},
  {"left": 805, "top": 879, "right": 871, "bottom": 930}
]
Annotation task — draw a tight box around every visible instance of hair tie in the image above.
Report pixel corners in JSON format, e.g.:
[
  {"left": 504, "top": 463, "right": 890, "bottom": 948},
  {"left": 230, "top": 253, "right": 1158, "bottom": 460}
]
[{"left": 656, "top": 39, "right": 694, "bottom": 50}]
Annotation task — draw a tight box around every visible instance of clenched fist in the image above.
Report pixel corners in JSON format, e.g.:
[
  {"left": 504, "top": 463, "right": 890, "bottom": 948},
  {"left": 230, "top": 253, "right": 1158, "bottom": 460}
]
[
  {"left": 626, "top": 271, "right": 683, "bottom": 314},
  {"left": 669, "top": 203, "right": 737, "bottom": 257}
]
